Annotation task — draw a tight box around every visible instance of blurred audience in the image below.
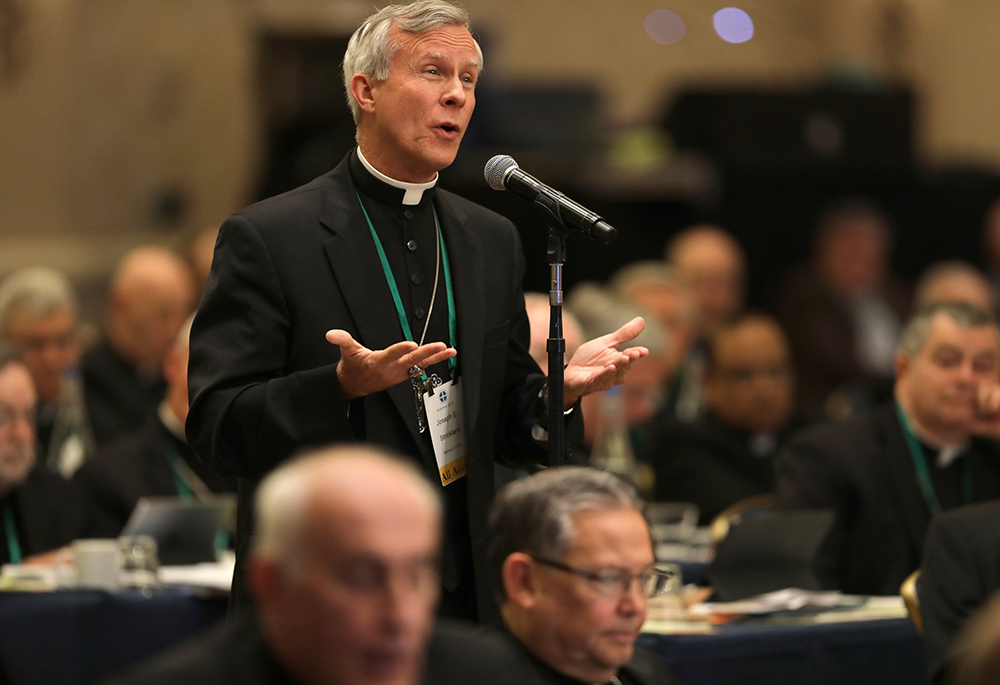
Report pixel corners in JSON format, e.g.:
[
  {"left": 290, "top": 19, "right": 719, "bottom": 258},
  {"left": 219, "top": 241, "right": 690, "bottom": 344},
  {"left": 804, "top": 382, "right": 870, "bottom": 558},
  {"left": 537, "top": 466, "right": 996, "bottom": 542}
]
[
  {"left": 777, "top": 303, "right": 1000, "bottom": 595},
  {"left": 83, "top": 247, "right": 195, "bottom": 446},
  {"left": 641, "top": 313, "right": 807, "bottom": 525},
  {"left": 75, "top": 316, "right": 234, "bottom": 536},
  {"left": 524, "top": 292, "right": 584, "bottom": 374},
  {"left": 112, "top": 444, "right": 443, "bottom": 684},
  {"left": 489, "top": 466, "right": 677, "bottom": 685},
  {"left": 665, "top": 224, "right": 746, "bottom": 342},
  {"left": 776, "top": 199, "right": 910, "bottom": 418},
  {"left": 181, "top": 224, "right": 220, "bottom": 296},
  {"left": 919, "top": 501, "right": 1000, "bottom": 685},
  {"left": 914, "top": 259, "right": 995, "bottom": 314},
  {"left": 566, "top": 284, "right": 671, "bottom": 456},
  {"left": 981, "top": 199, "right": 1000, "bottom": 308},
  {"left": 609, "top": 262, "right": 700, "bottom": 423},
  {"left": 0, "top": 268, "right": 84, "bottom": 461},
  {"left": 0, "top": 346, "right": 93, "bottom": 564}
]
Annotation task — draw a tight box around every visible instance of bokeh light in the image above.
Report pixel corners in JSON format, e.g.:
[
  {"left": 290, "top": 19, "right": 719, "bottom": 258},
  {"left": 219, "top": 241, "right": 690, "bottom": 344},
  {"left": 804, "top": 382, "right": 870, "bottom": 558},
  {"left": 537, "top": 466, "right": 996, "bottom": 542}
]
[
  {"left": 713, "top": 7, "right": 754, "bottom": 44},
  {"left": 644, "top": 9, "right": 686, "bottom": 45}
]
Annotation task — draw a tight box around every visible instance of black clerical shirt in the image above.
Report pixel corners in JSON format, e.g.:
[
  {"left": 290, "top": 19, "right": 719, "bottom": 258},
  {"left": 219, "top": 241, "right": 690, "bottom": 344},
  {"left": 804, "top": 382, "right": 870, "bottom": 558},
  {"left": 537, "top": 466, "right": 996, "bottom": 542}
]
[{"left": 347, "top": 149, "right": 474, "bottom": 617}]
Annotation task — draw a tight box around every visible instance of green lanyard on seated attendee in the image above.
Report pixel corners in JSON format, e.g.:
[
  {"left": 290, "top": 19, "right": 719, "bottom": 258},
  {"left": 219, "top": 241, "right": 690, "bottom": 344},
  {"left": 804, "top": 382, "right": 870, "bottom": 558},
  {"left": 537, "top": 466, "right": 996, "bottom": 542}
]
[
  {"left": 895, "top": 403, "right": 972, "bottom": 516},
  {"left": 3, "top": 499, "right": 21, "bottom": 565}
]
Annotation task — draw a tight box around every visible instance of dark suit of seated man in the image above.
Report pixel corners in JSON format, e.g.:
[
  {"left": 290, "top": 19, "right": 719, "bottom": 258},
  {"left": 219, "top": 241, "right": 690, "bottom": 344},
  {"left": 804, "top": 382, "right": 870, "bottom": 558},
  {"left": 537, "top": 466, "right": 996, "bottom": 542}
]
[
  {"left": 0, "top": 346, "right": 94, "bottom": 563},
  {"left": 75, "top": 316, "right": 234, "bottom": 537},
  {"left": 777, "top": 303, "right": 1000, "bottom": 596},
  {"left": 106, "top": 444, "right": 534, "bottom": 685},
  {"left": 919, "top": 501, "right": 1000, "bottom": 685},
  {"left": 488, "top": 467, "right": 677, "bottom": 685}
]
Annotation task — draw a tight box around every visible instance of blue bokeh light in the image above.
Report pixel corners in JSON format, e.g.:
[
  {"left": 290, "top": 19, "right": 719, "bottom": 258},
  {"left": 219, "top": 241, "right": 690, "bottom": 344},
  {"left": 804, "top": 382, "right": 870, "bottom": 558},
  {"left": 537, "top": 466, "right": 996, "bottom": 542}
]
[{"left": 713, "top": 7, "right": 754, "bottom": 44}]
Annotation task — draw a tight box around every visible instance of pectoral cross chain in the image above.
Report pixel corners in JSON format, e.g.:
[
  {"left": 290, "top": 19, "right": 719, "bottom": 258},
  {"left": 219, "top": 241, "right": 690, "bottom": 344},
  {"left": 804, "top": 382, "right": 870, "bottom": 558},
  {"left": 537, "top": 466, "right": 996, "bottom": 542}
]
[{"left": 408, "top": 365, "right": 443, "bottom": 433}]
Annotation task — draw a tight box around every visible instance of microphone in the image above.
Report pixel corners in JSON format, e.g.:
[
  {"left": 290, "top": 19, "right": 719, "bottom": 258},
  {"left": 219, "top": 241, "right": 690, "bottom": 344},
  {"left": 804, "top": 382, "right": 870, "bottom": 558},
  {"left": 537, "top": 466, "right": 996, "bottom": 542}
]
[{"left": 484, "top": 155, "right": 617, "bottom": 244}]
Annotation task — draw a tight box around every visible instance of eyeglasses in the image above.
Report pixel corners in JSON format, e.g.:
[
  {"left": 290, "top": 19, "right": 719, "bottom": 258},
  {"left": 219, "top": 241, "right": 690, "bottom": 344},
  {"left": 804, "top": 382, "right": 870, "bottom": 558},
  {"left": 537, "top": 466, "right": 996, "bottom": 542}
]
[{"left": 529, "top": 555, "right": 676, "bottom": 599}]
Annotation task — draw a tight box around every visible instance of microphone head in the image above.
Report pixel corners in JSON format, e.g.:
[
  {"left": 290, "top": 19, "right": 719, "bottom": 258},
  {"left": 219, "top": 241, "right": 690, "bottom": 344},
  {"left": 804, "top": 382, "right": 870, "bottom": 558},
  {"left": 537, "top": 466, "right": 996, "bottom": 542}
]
[{"left": 484, "top": 155, "right": 518, "bottom": 191}]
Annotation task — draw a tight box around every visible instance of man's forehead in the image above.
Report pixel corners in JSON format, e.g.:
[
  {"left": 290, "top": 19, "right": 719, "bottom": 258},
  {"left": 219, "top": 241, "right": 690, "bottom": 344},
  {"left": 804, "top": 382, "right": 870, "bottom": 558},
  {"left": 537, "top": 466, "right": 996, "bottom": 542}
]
[
  {"left": 924, "top": 315, "right": 1000, "bottom": 355},
  {"left": 394, "top": 26, "right": 479, "bottom": 65}
]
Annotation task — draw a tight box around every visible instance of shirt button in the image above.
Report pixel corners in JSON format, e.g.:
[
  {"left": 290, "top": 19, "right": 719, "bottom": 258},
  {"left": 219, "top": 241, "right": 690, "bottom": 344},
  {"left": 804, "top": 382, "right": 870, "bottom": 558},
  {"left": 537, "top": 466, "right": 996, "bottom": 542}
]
[
  {"left": 403, "top": 209, "right": 414, "bottom": 220},
  {"left": 415, "top": 308, "right": 426, "bottom": 319},
  {"left": 407, "top": 240, "right": 418, "bottom": 251},
  {"left": 411, "top": 274, "right": 421, "bottom": 285}
]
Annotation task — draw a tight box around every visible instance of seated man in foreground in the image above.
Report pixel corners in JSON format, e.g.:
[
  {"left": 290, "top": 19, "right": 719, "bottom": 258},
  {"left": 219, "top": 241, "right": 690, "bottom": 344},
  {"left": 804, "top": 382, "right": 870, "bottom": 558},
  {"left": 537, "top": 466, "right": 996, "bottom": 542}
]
[
  {"left": 0, "top": 346, "right": 93, "bottom": 563},
  {"left": 110, "top": 444, "right": 530, "bottom": 685},
  {"left": 777, "top": 302, "right": 1000, "bottom": 595},
  {"left": 489, "top": 467, "right": 677, "bottom": 685}
]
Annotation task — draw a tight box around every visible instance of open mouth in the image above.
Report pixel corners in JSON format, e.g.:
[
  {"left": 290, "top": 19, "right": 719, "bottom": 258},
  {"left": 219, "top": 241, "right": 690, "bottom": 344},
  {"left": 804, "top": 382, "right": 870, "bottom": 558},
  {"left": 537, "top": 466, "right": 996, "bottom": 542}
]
[{"left": 437, "top": 123, "right": 459, "bottom": 134}]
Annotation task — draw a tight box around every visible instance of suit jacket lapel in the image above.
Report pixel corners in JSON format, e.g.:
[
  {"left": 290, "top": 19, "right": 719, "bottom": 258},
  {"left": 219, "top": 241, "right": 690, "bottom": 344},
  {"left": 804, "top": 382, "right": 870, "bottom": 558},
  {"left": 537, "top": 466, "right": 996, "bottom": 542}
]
[
  {"left": 877, "top": 406, "right": 931, "bottom": 561},
  {"left": 319, "top": 162, "right": 425, "bottom": 445},
  {"left": 435, "top": 192, "right": 485, "bottom": 438}
]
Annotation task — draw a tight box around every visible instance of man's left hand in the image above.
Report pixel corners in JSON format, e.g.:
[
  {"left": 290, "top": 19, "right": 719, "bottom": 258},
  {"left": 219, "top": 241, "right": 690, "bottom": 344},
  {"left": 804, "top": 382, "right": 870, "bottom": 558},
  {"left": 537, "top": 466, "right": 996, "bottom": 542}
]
[
  {"left": 970, "top": 381, "right": 1000, "bottom": 439},
  {"left": 562, "top": 317, "right": 648, "bottom": 409}
]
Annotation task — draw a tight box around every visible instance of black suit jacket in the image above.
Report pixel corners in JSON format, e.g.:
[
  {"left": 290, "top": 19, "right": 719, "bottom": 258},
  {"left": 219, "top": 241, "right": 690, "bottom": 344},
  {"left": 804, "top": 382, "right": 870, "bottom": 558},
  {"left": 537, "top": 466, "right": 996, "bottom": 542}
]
[
  {"left": 75, "top": 416, "right": 236, "bottom": 537},
  {"left": 776, "top": 403, "right": 1000, "bottom": 595},
  {"left": 187, "top": 151, "right": 578, "bottom": 620},
  {"left": 83, "top": 339, "right": 165, "bottom": 446},
  {"left": 919, "top": 502, "right": 1000, "bottom": 685},
  {"left": 7, "top": 466, "right": 95, "bottom": 559},
  {"left": 105, "top": 617, "right": 543, "bottom": 685},
  {"left": 642, "top": 414, "right": 808, "bottom": 525}
]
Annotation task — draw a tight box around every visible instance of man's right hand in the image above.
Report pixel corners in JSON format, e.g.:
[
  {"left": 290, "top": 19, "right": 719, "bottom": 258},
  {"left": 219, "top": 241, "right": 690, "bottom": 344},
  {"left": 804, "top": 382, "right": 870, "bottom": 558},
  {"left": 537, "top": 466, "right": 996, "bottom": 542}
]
[{"left": 325, "top": 330, "right": 457, "bottom": 401}]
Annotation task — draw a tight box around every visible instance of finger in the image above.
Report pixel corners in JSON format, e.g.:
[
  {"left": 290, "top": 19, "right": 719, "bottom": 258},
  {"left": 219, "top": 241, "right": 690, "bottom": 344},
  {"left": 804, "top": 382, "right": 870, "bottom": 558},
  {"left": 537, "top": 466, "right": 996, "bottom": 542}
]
[
  {"left": 416, "top": 348, "right": 458, "bottom": 369},
  {"left": 379, "top": 340, "right": 421, "bottom": 364},
  {"left": 604, "top": 317, "right": 646, "bottom": 346},
  {"left": 402, "top": 342, "right": 450, "bottom": 369},
  {"left": 326, "top": 329, "right": 360, "bottom": 350}
]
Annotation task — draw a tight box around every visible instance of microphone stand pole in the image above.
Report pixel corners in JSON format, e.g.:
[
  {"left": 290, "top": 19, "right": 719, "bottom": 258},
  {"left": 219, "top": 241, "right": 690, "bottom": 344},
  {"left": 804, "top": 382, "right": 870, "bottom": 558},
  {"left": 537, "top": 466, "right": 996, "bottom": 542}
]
[{"left": 536, "top": 197, "right": 569, "bottom": 467}]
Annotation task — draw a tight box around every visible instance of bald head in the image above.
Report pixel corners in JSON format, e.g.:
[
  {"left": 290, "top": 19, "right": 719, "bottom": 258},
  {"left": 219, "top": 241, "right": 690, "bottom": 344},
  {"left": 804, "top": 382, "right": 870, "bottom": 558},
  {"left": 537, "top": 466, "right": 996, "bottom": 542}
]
[
  {"left": 252, "top": 445, "right": 441, "bottom": 565},
  {"left": 107, "top": 247, "right": 194, "bottom": 375},
  {"left": 915, "top": 260, "right": 995, "bottom": 314},
  {"left": 665, "top": 225, "right": 746, "bottom": 338},
  {"left": 248, "top": 445, "right": 442, "bottom": 685}
]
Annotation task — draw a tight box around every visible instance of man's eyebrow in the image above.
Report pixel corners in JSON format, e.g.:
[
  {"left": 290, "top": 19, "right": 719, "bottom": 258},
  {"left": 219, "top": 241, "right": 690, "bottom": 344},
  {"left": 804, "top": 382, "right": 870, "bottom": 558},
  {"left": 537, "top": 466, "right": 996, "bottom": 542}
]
[{"left": 419, "top": 52, "right": 480, "bottom": 70}]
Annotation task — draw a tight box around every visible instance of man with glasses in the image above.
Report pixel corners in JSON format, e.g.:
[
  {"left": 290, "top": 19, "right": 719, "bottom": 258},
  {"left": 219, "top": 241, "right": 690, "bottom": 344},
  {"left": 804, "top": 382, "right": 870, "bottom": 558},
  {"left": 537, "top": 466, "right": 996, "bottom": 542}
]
[
  {"left": 488, "top": 467, "right": 676, "bottom": 685},
  {"left": 0, "top": 346, "right": 92, "bottom": 564}
]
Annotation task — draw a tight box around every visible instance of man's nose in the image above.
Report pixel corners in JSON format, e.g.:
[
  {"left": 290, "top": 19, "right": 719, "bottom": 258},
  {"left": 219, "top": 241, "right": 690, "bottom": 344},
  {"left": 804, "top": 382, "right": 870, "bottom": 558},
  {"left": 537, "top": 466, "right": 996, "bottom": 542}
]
[
  {"left": 441, "top": 76, "right": 467, "bottom": 108},
  {"left": 618, "top": 577, "right": 646, "bottom": 615}
]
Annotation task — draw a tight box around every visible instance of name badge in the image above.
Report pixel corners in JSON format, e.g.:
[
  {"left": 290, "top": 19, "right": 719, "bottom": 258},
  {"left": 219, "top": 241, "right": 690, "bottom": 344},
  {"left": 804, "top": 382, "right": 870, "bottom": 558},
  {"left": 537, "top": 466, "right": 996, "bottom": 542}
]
[{"left": 426, "top": 379, "right": 467, "bottom": 486}]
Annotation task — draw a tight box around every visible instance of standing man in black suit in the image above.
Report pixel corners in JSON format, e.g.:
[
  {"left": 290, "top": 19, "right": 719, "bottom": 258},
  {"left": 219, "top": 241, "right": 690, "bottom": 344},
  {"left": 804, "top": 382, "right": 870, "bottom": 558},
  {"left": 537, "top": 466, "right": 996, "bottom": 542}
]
[
  {"left": 777, "top": 302, "right": 1000, "bottom": 595},
  {"left": 187, "top": 0, "right": 646, "bottom": 622},
  {"left": 488, "top": 467, "right": 677, "bottom": 685}
]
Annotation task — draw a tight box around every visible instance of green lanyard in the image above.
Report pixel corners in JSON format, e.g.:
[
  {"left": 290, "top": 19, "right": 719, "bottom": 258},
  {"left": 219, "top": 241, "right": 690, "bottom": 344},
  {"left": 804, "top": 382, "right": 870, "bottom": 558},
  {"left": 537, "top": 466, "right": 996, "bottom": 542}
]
[
  {"left": 895, "top": 403, "right": 972, "bottom": 516},
  {"left": 356, "top": 194, "right": 457, "bottom": 381},
  {"left": 166, "top": 445, "right": 194, "bottom": 500},
  {"left": 3, "top": 499, "right": 21, "bottom": 565}
]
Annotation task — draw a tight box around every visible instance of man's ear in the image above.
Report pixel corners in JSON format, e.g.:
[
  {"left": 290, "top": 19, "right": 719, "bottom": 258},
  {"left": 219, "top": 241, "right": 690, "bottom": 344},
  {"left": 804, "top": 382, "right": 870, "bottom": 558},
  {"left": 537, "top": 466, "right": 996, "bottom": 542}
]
[
  {"left": 502, "top": 552, "right": 538, "bottom": 610},
  {"left": 350, "top": 73, "right": 377, "bottom": 115},
  {"left": 245, "top": 556, "right": 283, "bottom": 612},
  {"left": 894, "top": 350, "right": 910, "bottom": 384}
]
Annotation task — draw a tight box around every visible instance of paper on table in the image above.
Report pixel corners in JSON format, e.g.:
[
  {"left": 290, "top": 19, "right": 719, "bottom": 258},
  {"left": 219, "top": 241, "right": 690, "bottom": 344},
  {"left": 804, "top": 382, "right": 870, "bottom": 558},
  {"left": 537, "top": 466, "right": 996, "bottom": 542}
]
[
  {"left": 158, "top": 556, "right": 235, "bottom": 593},
  {"left": 689, "top": 588, "right": 869, "bottom": 617}
]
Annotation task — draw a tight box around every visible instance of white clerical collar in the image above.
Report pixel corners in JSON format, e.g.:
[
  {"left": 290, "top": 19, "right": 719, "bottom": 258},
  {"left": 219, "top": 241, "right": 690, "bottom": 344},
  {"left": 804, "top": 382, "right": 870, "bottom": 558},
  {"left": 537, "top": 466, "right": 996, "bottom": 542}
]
[
  {"left": 899, "top": 403, "right": 968, "bottom": 468},
  {"left": 357, "top": 147, "right": 437, "bottom": 206}
]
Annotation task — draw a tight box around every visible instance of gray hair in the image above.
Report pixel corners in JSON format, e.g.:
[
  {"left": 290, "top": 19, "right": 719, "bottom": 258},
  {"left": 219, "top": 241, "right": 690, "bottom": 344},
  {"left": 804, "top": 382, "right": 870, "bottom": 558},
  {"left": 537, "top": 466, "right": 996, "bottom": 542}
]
[
  {"left": 488, "top": 466, "right": 644, "bottom": 601},
  {"left": 898, "top": 302, "right": 999, "bottom": 356},
  {"left": 252, "top": 444, "right": 441, "bottom": 565},
  {"left": 609, "top": 261, "right": 698, "bottom": 326},
  {"left": 342, "top": 0, "right": 483, "bottom": 123},
  {"left": 566, "top": 282, "right": 670, "bottom": 355},
  {"left": 0, "top": 268, "right": 77, "bottom": 336}
]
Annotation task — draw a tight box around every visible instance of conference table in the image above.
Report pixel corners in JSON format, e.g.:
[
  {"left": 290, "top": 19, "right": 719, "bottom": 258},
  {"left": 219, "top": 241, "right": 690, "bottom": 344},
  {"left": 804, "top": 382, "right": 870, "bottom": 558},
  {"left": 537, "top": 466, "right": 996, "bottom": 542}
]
[{"left": 0, "top": 588, "right": 924, "bottom": 685}]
